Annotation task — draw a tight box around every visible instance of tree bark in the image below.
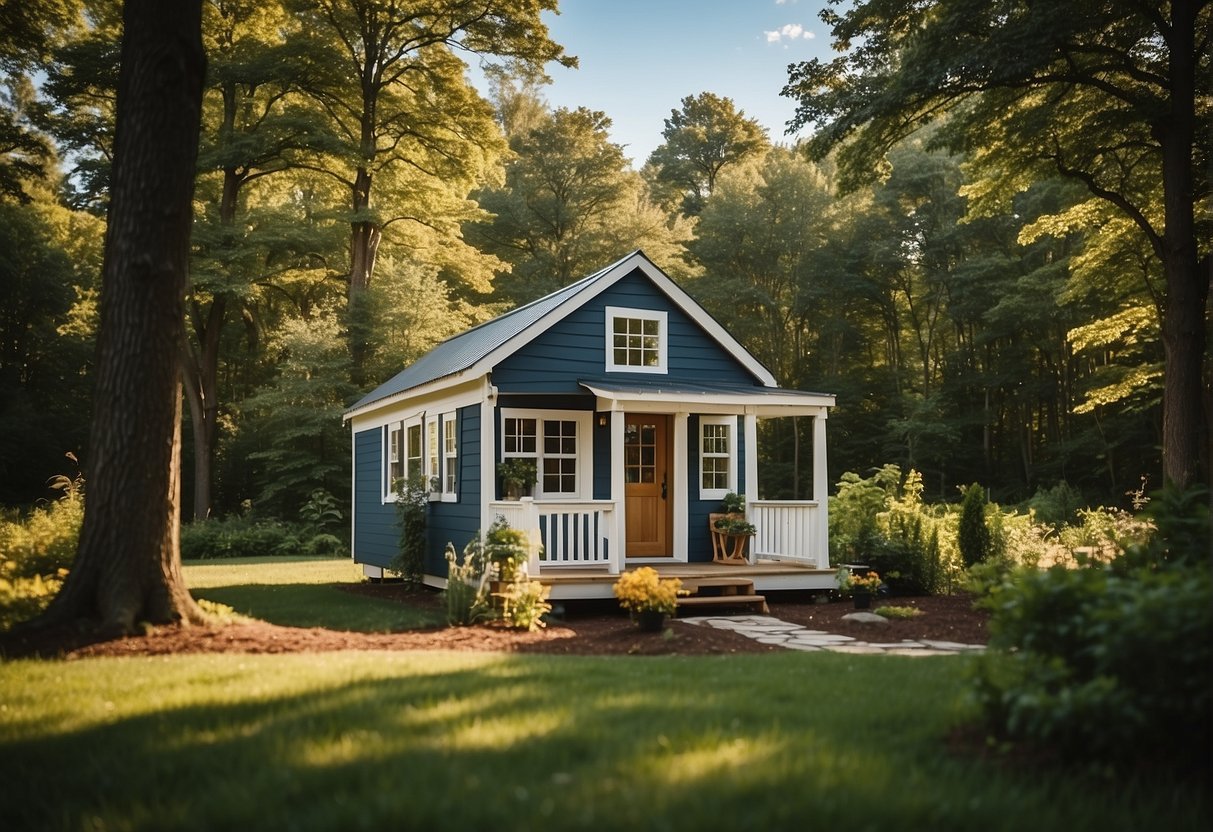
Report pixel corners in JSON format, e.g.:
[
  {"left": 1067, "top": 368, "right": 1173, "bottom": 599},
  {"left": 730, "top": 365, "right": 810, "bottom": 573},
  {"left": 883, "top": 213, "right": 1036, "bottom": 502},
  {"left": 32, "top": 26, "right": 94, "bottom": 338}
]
[
  {"left": 40, "top": 0, "right": 207, "bottom": 633},
  {"left": 1158, "top": 0, "right": 1208, "bottom": 489}
]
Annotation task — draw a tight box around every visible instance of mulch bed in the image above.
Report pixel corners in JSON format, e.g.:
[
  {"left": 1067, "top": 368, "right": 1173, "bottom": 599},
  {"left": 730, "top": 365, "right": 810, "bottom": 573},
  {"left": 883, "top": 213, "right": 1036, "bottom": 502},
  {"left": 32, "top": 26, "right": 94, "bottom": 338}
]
[{"left": 1, "top": 585, "right": 987, "bottom": 660}]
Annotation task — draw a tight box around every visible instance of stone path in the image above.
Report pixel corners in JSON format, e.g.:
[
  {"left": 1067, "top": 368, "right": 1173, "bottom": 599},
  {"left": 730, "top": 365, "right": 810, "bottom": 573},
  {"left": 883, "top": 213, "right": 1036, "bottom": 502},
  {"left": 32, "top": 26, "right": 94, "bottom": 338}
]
[{"left": 680, "top": 614, "right": 985, "bottom": 656}]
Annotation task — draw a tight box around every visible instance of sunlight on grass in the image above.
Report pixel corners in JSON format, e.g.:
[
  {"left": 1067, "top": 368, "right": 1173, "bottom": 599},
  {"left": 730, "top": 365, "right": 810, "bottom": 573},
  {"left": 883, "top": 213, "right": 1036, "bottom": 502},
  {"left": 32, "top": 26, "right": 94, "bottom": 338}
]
[
  {"left": 1, "top": 652, "right": 1208, "bottom": 831},
  {"left": 182, "top": 556, "right": 361, "bottom": 589}
]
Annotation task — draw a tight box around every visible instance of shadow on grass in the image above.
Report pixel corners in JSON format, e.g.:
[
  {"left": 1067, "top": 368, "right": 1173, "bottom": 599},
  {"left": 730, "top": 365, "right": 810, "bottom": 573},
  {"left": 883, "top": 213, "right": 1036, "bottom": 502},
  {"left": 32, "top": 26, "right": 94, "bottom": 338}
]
[{"left": 1, "top": 653, "right": 1207, "bottom": 832}]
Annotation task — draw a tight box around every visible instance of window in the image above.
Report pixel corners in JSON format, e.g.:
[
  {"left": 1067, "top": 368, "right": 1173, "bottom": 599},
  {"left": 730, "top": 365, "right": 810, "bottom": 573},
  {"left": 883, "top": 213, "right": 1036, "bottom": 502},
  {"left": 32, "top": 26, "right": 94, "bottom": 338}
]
[
  {"left": 443, "top": 413, "right": 458, "bottom": 496},
  {"left": 427, "top": 417, "right": 439, "bottom": 493},
  {"left": 606, "top": 307, "right": 667, "bottom": 373},
  {"left": 386, "top": 424, "right": 403, "bottom": 497},
  {"left": 700, "top": 417, "right": 735, "bottom": 499},
  {"left": 501, "top": 411, "right": 590, "bottom": 498},
  {"left": 406, "top": 423, "right": 422, "bottom": 484}
]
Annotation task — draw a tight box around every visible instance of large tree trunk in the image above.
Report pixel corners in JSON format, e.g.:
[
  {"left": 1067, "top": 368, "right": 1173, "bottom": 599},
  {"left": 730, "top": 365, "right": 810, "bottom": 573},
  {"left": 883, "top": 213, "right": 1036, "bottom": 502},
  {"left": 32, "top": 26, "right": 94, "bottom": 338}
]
[
  {"left": 1159, "top": 0, "right": 1209, "bottom": 489},
  {"left": 41, "top": 0, "right": 207, "bottom": 634}
]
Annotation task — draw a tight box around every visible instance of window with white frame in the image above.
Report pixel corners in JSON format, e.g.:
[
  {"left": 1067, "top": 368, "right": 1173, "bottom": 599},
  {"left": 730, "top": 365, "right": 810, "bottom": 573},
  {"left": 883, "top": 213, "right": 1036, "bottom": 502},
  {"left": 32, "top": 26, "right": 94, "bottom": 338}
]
[
  {"left": 606, "top": 307, "right": 667, "bottom": 373},
  {"left": 406, "top": 422, "right": 422, "bottom": 484},
  {"left": 501, "top": 411, "right": 590, "bottom": 498},
  {"left": 427, "top": 417, "right": 440, "bottom": 494},
  {"left": 442, "top": 413, "right": 458, "bottom": 496},
  {"left": 386, "top": 424, "right": 403, "bottom": 498},
  {"left": 699, "top": 416, "right": 735, "bottom": 499}
]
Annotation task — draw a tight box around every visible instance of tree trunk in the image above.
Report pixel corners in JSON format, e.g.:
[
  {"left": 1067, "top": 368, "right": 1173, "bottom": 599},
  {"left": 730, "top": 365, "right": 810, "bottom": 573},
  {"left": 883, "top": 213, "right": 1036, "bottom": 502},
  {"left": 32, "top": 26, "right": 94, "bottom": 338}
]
[
  {"left": 182, "top": 294, "right": 225, "bottom": 521},
  {"left": 41, "top": 0, "right": 207, "bottom": 634},
  {"left": 1158, "top": 0, "right": 1208, "bottom": 489}
]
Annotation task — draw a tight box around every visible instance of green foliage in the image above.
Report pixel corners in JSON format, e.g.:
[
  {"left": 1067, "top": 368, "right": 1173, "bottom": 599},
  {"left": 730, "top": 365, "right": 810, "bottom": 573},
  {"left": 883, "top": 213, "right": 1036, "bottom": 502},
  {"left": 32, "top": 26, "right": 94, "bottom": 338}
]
[
  {"left": 484, "top": 517, "right": 530, "bottom": 584},
  {"left": 391, "top": 473, "right": 429, "bottom": 587},
  {"left": 442, "top": 540, "right": 493, "bottom": 627},
  {"left": 180, "top": 516, "right": 303, "bottom": 560},
  {"left": 496, "top": 572, "right": 551, "bottom": 632},
  {"left": 1026, "top": 482, "right": 1086, "bottom": 530},
  {"left": 873, "top": 604, "right": 922, "bottom": 620},
  {"left": 958, "top": 483, "right": 992, "bottom": 568},
  {"left": 299, "top": 489, "right": 343, "bottom": 535},
  {"left": 0, "top": 483, "right": 82, "bottom": 630},
  {"left": 972, "top": 560, "right": 1212, "bottom": 771}
]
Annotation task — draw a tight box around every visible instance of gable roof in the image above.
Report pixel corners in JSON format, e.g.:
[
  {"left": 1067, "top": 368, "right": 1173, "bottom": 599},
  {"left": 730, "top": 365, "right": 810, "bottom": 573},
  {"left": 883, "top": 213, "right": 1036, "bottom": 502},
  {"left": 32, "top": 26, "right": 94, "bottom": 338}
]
[{"left": 345, "top": 250, "right": 777, "bottom": 419}]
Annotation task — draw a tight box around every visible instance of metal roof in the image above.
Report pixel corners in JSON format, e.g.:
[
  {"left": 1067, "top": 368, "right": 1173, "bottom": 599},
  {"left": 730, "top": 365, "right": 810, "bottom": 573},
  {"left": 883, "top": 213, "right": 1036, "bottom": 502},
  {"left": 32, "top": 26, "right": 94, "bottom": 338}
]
[{"left": 345, "top": 256, "right": 622, "bottom": 414}]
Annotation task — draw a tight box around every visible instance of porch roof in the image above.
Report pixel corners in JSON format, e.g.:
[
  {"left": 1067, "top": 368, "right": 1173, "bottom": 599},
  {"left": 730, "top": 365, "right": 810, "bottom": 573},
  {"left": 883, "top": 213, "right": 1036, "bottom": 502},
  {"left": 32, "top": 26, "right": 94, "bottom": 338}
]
[{"left": 581, "top": 379, "right": 835, "bottom": 415}]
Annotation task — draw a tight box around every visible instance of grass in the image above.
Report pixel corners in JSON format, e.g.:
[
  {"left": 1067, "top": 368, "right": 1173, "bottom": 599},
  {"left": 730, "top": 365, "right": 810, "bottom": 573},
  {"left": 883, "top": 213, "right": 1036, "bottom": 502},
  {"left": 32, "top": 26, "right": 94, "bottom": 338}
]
[
  {"left": 874, "top": 604, "right": 924, "bottom": 619},
  {"left": 1, "top": 652, "right": 1206, "bottom": 832},
  {"left": 181, "top": 556, "right": 442, "bottom": 632}
]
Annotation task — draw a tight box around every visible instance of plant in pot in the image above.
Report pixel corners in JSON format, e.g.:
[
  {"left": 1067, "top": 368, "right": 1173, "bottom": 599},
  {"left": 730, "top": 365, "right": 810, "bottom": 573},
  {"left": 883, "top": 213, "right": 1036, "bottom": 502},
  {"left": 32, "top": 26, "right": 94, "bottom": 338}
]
[
  {"left": 497, "top": 458, "right": 536, "bottom": 500},
  {"left": 837, "top": 568, "right": 883, "bottom": 609},
  {"left": 711, "top": 493, "right": 755, "bottom": 563},
  {"left": 612, "top": 567, "right": 686, "bottom": 631}
]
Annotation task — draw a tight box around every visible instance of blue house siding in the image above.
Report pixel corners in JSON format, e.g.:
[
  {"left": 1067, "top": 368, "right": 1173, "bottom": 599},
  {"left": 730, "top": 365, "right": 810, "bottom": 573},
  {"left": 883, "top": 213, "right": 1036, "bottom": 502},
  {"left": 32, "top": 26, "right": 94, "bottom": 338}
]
[
  {"left": 685, "top": 415, "right": 747, "bottom": 562},
  {"left": 425, "top": 405, "right": 481, "bottom": 576},
  {"left": 353, "top": 427, "right": 397, "bottom": 570},
  {"left": 493, "top": 269, "right": 761, "bottom": 393}
]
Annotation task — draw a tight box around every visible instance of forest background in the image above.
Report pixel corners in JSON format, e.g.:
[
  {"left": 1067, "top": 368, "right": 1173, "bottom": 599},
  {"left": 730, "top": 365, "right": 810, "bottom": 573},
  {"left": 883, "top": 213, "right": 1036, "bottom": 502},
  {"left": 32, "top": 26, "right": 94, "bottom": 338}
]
[{"left": 1, "top": 0, "right": 1207, "bottom": 535}]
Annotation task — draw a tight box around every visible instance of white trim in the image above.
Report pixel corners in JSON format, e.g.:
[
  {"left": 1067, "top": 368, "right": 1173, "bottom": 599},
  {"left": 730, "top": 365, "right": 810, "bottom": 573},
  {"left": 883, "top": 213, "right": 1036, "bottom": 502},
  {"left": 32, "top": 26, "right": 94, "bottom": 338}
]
[
  {"left": 610, "top": 411, "right": 625, "bottom": 572},
  {"left": 604, "top": 306, "right": 668, "bottom": 374},
  {"left": 479, "top": 380, "right": 498, "bottom": 539},
  {"left": 583, "top": 382, "right": 835, "bottom": 413},
  {"left": 441, "top": 412, "right": 458, "bottom": 503},
  {"left": 698, "top": 415, "right": 737, "bottom": 501},
  {"left": 672, "top": 412, "right": 689, "bottom": 561},
  {"left": 499, "top": 408, "right": 594, "bottom": 500},
  {"left": 348, "top": 379, "right": 483, "bottom": 433}
]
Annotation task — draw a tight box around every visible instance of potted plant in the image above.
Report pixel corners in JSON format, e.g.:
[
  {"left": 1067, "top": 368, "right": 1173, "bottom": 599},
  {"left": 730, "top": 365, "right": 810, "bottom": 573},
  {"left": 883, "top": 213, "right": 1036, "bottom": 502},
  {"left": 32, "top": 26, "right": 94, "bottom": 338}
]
[
  {"left": 837, "top": 569, "right": 883, "bottom": 609},
  {"left": 710, "top": 493, "right": 755, "bottom": 563},
  {"left": 497, "top": 458, "right": 536, "bottom": 500},
  {"left": 612, "top": 567, "right": 687, "bottom": 631}
]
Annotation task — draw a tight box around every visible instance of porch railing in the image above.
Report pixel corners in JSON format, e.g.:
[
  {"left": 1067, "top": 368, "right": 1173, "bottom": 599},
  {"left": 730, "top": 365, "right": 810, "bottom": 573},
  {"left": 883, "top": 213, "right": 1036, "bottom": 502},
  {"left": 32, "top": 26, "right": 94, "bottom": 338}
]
[
  {"left": 751, "top": 500, "right": 826, "bottom": 568},
  {"left": 488, "top": 499, "right": 617, "bottom": 573}
]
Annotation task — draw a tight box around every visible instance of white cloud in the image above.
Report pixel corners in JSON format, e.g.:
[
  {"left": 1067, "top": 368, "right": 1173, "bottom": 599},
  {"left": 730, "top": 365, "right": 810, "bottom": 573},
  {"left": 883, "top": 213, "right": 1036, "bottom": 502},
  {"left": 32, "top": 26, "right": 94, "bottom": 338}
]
[{"left": 764, "top": 23, "right": 815, "bottom": 44}]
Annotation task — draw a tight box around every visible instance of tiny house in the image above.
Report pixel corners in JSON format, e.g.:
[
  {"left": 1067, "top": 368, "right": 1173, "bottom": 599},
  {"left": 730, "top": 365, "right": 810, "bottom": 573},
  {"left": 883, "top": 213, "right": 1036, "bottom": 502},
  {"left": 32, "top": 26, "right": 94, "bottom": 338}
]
[{"left": 344, "top": 251, "right": 837, "bottom": 597}]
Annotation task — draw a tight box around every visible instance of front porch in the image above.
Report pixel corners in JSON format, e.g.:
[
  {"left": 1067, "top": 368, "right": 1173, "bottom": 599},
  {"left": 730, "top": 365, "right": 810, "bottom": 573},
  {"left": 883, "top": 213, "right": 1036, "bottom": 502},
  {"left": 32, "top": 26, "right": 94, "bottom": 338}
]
[{"left": 488, "top": 497, "right": 834, "bottom": 600}]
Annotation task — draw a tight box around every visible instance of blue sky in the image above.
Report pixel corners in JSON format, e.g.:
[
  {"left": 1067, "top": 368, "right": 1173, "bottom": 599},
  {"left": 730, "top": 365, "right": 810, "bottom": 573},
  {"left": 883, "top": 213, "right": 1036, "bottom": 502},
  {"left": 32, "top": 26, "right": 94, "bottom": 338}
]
[{"left": 496, "top": 0, "right": 834, "bottom": 166}]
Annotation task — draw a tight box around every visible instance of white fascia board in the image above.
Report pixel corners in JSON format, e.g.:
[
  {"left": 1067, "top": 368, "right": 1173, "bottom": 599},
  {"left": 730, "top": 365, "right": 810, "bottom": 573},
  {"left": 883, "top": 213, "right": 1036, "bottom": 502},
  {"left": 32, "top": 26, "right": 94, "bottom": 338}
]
[
  {"left": 347, "top": 377, "right": 486, "bottom": 432},
  {"left": 583, "top": 383, "right": 835, "bottom": 414}
]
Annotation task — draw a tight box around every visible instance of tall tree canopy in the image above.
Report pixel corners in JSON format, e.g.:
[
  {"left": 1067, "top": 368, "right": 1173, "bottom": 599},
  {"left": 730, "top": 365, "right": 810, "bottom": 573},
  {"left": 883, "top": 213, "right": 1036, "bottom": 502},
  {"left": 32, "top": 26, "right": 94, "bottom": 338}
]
[
  {"left": 646, "top": 92, "right": 769, "bottom": 216},
  {"left": 783, "top": 0, "right": 1211, "bottom": 488}
]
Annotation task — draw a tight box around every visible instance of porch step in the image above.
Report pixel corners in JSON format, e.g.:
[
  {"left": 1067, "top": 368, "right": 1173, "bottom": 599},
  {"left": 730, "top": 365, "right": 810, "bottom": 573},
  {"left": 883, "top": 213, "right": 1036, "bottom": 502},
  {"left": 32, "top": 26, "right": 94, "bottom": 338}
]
[
  {"left": 676, "top": 594, "right": 769, "bottom": 614},
  {"left": 676, "top": 576, "right": 769, "bottom": 615}
]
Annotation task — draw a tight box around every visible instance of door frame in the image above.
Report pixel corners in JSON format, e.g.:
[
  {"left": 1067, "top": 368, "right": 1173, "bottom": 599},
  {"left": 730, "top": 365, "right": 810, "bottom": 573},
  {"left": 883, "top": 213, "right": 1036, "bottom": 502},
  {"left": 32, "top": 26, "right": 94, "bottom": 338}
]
[{"left": 611, "top": 412, "right": 688, "bottom": 567}]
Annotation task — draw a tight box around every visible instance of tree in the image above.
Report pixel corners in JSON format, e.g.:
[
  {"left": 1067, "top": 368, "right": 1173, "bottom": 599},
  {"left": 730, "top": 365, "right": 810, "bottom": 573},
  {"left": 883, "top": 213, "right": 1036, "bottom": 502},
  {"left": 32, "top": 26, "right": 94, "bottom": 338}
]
[
  {"left": 40, "top": 0, "right": 208, "bottom": 632},
  {"left": 646, "top": 92, "right": 769, "bottom": 216},
  {"left": 784, "top": 0, "right": 1211, "bottom": 488},
  {"left": 471, "top": 105, "right": 693, "bottom": 305},
  {"left": 958, "top": 482, "right": 991, "bottom": 567}
]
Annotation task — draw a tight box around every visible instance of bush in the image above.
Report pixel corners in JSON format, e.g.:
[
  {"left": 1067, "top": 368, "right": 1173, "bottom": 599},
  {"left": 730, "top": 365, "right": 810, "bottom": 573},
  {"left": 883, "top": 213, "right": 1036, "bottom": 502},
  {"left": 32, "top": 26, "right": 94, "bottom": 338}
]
[
  {"left": 443, "top": 539, "right": 493, "bottom": 627},
  {"left": 180, "top": 516, "right": 304, "bottom": 559},
  {"left": 0, "top": 462, "right": 84, "bottom": 630},
  {"left": 392, "top": 473, "right": 429, "bottom": 586},
  {"left": 970, "top": 488, "right": 1212, "bottom": 771},
  {"left": 958, "top": 483, "right": 992, "bottom": 568}
]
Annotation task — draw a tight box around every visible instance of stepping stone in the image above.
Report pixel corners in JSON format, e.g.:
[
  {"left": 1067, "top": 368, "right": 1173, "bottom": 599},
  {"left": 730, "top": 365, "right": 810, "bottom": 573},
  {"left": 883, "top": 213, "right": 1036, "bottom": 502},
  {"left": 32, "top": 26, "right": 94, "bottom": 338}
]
[
  {"left": 822, "top": 644, "right": 887, "bottom": 655},
  {"left": 920, "top": 639, "right": 979, "bottom": 651},
  {"left": 841, "top": 612, "right": 890, "bottom": 625}
]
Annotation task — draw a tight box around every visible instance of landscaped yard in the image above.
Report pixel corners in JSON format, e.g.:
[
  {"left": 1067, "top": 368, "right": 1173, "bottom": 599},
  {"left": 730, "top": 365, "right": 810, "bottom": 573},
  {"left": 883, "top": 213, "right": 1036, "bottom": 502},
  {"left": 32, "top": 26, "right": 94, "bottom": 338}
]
[{"left": 0, "top": 557, "right": 1206, "bottom": 831}]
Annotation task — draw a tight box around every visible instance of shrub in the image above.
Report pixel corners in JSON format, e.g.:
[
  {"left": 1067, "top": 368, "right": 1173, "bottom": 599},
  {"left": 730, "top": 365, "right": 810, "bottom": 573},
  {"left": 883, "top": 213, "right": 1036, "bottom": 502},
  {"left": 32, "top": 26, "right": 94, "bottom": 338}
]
[
  {"left": 180, "top": 516, "right": 303, "bottom": 559},
  {"left": 958, "top": 483, "right": 992, "bottom": 568},
  {"left": 484, "top": 517, "right": 530, "bottom": 583},
  {"left": 443, "top": 540, "right": 493, "bottom": 626},
  {"left": 613, "top": 567, "right": 685, "bottom": 615},
  {"left": 970, "top": 487, "right": 1212, "bottom": 771},
  {"left": 497, "top": 572, "right": 551, "bottom": 631},
  {"left": 0, "top": 460, "right": 84, "bottom": 630},
  {"left": 873, "top": 604, "right": 922, "bottom": 619},
  {"left": 392, "top": 473, "right": 429, "bottom": 586}
]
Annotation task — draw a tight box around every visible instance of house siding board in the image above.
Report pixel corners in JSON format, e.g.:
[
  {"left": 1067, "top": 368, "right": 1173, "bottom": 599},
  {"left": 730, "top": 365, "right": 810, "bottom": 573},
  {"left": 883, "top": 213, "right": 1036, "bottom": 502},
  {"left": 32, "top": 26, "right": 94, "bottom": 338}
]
[
  {"left": 353, "top": 428, "right": 398, "bottom": 570},
  {"left": 493, "top": 269, "right": 759, "bottom": 393},
  {"left": 425, "top": 406, "right": 481, "bottom": 577}
]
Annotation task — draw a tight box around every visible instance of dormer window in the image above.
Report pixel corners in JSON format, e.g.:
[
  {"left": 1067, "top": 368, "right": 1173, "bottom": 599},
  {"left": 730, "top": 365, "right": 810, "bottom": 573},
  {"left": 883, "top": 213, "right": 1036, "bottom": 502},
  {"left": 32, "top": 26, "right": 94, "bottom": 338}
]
[{"left": 606, "top": 307, "right": 667, "bottom": 374}]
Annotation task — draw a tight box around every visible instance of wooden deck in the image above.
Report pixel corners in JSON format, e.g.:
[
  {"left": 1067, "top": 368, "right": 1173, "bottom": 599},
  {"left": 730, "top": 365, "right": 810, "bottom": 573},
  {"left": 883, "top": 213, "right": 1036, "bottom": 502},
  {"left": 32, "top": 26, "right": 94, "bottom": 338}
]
[{"left": 537, "top": 559, "right": 835, "bottom": 600}]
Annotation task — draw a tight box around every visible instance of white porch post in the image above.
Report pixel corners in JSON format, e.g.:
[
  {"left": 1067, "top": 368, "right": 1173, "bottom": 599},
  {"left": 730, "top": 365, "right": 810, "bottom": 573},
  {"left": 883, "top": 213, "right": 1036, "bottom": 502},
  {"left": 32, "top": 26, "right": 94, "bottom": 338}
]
[
  {"left": 480, "top": 382, "right": 497, "bottom": 545},
  {"left": 813, "top": 408, "right": 829, "bottom": 569},
  {"left": 744, "top": 411, "right": 758, "bottom": 565},
  {"left": 673, "top": 412, "right": 688, "bottom": 561},
  {"left": 609, "top": 409, "right": 625, "bottom": 574}
]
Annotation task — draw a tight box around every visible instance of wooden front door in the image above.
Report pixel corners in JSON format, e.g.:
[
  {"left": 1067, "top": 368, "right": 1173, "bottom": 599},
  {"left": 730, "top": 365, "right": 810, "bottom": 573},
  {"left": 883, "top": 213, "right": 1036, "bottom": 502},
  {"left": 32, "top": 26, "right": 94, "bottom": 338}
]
[{"left": 624, "top": 414, "right": 672, "bottom": 556}]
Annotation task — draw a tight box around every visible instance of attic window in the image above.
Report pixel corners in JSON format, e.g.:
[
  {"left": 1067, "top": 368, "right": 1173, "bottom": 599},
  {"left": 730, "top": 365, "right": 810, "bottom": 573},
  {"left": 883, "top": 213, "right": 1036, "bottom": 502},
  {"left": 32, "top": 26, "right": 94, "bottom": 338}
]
[{"left": 605, "top": 307, "right": 667, "bottom": 374}]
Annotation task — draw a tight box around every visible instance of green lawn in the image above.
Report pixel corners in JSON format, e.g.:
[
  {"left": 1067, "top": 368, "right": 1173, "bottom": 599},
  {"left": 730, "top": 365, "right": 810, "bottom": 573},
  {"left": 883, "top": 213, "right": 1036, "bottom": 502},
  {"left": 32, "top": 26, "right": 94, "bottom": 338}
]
[
  {"left": 182, "top": 556, "right": 441, "bottom": 631},
  {"left": 1, "top": 651, "right": 1206, "bottom": 832}
]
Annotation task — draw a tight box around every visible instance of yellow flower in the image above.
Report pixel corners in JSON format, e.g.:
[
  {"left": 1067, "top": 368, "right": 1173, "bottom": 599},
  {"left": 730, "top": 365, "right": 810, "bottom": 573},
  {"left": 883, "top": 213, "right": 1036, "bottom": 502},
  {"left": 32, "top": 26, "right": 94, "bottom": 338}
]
[{"left": 612, "top": 567, "right": 686, "bottom": 615}]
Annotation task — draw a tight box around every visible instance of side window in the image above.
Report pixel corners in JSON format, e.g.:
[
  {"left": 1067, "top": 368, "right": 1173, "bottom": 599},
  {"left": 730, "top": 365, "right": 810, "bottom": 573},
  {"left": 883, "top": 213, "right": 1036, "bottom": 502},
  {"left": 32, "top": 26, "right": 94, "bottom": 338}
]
[
  {"left": 442, "top": 413, "right": 458, "bottom": 496},
  {"left": 386, "top": 423, "right": 403, "bottom": 499},
  {"left": 699, "top": 417, "right": 734, "bottom": 500},
  {"left": 500, "top": 411, "right": 590, "bottom": 499},
  {"left": 427, "top": 417, "right": 440, "bottom": 494}
]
